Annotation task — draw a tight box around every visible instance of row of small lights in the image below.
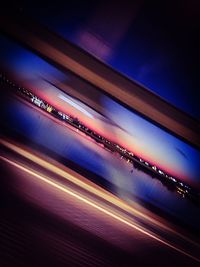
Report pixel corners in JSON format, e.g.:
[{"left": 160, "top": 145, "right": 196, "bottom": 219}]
[{"left": 1, "top": 73, "right": 191, "bottom": 195}]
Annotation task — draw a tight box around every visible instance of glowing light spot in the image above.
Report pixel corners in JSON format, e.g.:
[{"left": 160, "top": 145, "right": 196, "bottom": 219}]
[{"left": 58, "top": 94, "right": 94, "bottom": 119}]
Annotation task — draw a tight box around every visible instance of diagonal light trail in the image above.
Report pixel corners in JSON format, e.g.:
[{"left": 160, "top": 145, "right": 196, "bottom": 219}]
[
  {"left": 0, "top": 154, "right": 200, "bottom": 264},
  {"left": 1, "top": 138, "right": 199, "bottom": 249}
]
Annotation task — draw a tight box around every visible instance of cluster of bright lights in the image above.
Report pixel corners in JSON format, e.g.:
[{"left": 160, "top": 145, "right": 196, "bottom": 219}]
[{"left": 2, "top": 73, "right": 198, "bottom": 201}]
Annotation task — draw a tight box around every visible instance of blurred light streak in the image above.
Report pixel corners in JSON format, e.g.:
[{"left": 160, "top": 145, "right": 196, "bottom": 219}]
[
  {"left": 1, "top": 138, "right": 200, "bottom": 260},
  {"left": 1, "top": 139, "right": 157, "bottom": 224},
  {"left": 0, "top": 31, "right": 199, "bottom": 187},
  {"left": 58, "top": 94, "right": 94, "bottom": 118},
  {"left": 0, "top": 14, "right": 199, "bottom": 150},
  {"left": 0, "top": 139, "right": 195, "bottom": 237},
  {"left": 0, "top": 154, "right": 199, "bottom": 264}
]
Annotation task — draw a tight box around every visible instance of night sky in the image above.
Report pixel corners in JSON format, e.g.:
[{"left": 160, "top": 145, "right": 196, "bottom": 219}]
[{"left": 4, "top": 0, "right": 200, "bottom": 119}]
